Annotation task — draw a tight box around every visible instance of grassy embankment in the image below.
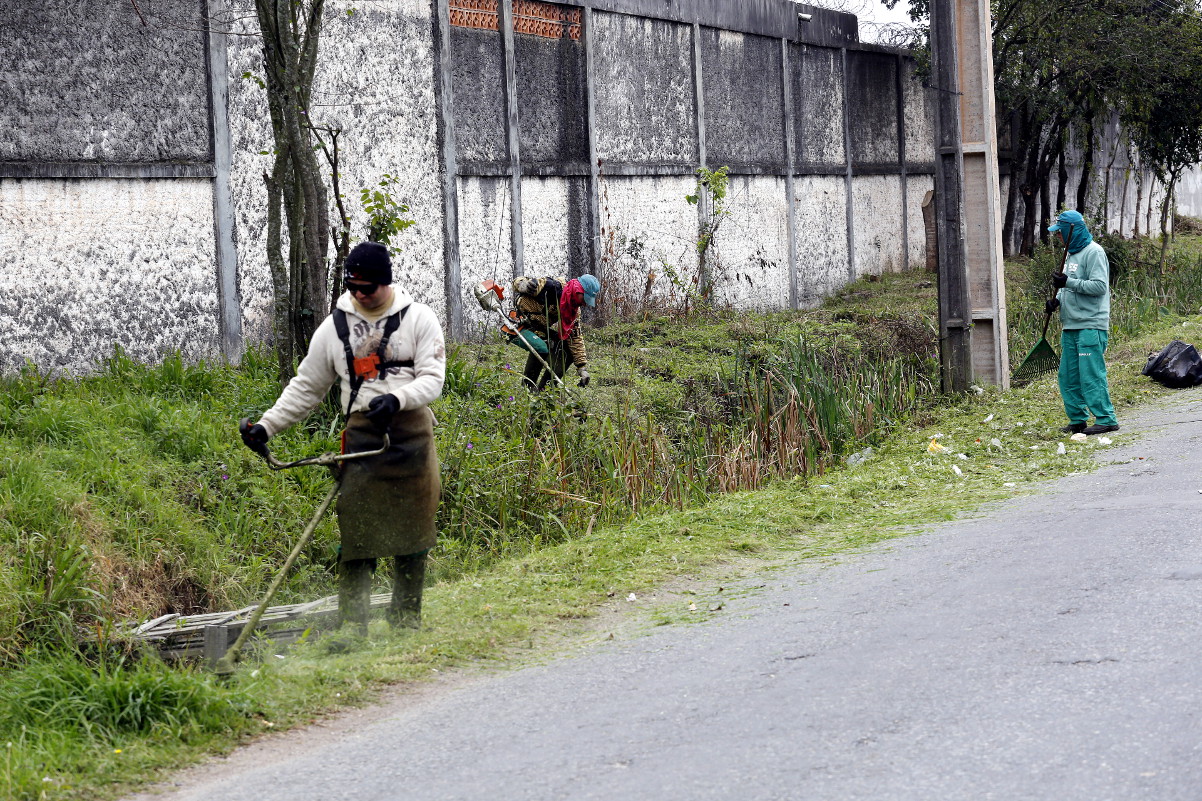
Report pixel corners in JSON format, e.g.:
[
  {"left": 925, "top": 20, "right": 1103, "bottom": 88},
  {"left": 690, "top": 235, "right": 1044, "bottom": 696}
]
[{"left": 4, "top": 232, "right": 1202, "bottom": 799}]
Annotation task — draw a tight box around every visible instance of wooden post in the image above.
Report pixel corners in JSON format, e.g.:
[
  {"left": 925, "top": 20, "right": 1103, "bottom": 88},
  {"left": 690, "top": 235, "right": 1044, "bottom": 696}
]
[
  {"left": 929, "top": 0, "right": 973, "bottom": 392},
  {"left": 922, "top": 189, "right": 938, "bottom": 273},
  {"left": 691, "top": 22, "right": 710, "bottom": 297},
  {"left": 896, "top": 53, "right": 909, "bottom": 271},
  {"left": 203, "top": 624, "right": 230, "bottom": 668},
  {"left": 953, "top": 0, "right": 1009, "bottom": 387},
  {"left": 841, "top": 47, "right": 856, "bottom": 283},
  {"left": 584, "top": 7, "right": 603, "bottom": 281}
]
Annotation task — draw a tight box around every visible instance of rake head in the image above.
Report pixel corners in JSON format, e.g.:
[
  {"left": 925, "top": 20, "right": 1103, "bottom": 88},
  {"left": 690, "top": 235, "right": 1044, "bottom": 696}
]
[{"left": 1011, "top": 337, "right": 1059, "bottom": 385}]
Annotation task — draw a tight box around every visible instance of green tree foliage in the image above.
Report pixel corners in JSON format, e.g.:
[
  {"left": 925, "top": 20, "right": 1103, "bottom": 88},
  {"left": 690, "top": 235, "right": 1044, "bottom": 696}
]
[{"left": 886, "top": 0, "right": 1202, "bottom": 256}]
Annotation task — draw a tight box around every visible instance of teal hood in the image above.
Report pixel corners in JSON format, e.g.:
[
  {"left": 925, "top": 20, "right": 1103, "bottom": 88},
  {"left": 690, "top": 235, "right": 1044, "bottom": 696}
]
[{"left": 1048, "top": 210, "right": 1093, "bottom": 253}]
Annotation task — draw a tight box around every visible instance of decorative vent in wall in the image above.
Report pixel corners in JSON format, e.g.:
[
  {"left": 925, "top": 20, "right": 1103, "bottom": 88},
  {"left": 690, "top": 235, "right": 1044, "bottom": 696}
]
[{"left": 449, "top": 0, "right": 582, "bottom": 40}]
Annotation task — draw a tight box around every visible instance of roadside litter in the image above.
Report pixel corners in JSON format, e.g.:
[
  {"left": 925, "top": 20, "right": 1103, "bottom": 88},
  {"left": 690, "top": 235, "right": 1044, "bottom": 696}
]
[{"left": 1143, "top": 340, "right": 1202, "bottom": 388}]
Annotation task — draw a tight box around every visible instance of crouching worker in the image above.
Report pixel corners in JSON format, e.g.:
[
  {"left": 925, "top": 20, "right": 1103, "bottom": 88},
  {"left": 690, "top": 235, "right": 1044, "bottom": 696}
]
[
  {"left": 512, "top": 273, "right": 600, "bottom": 391},
  {"left": 240, "top": 242, "right": 446, "bottom": 634}
]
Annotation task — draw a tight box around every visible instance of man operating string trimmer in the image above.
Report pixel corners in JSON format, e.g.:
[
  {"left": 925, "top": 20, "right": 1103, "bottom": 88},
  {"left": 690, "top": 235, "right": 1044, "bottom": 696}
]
[
  {"left": 508, "top": 273, "right": 601, "bottom": 391},
  {"left": 240, "top": 242, "right": 446, "bottom": 635}
]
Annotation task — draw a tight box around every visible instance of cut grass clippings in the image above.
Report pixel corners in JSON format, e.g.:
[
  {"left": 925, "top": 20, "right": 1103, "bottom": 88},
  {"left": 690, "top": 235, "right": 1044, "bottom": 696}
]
[{"left": 30, "top": 310, "right": 1192, "bottom": 801}]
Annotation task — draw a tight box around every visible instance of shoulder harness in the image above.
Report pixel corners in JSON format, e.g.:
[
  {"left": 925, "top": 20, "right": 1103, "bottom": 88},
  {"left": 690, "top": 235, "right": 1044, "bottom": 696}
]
[{"left": 332, "top": 306, "right": 412, "bottom": 416}]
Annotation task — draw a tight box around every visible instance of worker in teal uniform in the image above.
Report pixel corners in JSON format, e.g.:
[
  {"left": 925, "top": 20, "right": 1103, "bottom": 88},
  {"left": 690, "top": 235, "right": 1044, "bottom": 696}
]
[{"left": 1045, "top": 210, "right": 1119, "bottom": 436}]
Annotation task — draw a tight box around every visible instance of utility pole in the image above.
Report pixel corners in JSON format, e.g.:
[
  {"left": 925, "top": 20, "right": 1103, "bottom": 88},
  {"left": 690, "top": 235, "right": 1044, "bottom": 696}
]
[{"left": 929, "top": 0, "right": 1009, "bottom": 391}]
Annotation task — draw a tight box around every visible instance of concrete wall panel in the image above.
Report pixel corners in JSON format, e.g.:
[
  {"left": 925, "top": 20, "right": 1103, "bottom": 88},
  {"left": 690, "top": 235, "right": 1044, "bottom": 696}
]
[
  {"left": 516, "top": 32, "right": 589, "bottom": 171},
  {"left": 0, "top": 1, "right": 210, "bottom": 163},
  {"left": 795, "top": 45, "right": 845, "bottom": 166},
  {"left": 456, "top": 177, "right": 513, "bottom": 333},
  {"left": 793, "top": 175, "right": 849, "bottom": 303},
  {"left": 598, "top": 176, "right": 700, "bottom": 310},
  {"left": 902, "top": 59, "right": 934, "bottom": 164},
  {"left": 709, "top": 176, "right": 790, "bottom": 309},
  {"left": 521, "top": 176, "right": 592, "bottom": 277},
  {"left": 852, "top": 175, "right": 904, "bottom": 276},
  {"left": 452, "top": 26, "right": 507, "bottom": 167},
  {"left": 592, "top": 13, "right": 698, "bottom": 165},
  {"left": 847, "top": 50, "right": 898, "bottom": 165},
  {"left": 701, "top": 30, "right": 786, "bottom": 170},
  {"left": 0, "top": 179, "right": 219, "bottom": 373}
]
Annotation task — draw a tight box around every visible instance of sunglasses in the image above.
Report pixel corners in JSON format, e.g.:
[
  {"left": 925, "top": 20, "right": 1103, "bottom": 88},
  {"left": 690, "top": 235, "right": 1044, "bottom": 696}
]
[{"left": 345, "top": 281, "right": 379, "bottom": 296}]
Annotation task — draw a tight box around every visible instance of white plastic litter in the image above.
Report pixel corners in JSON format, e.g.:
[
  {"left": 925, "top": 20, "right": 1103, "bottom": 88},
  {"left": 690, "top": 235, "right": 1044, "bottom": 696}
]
[
  {"left": 952, "top": 465, "right": 963, "bottom": 476},
  {"left": 1003, "top": 482, "right": 1016, "bottom": 488},
  {"left": 1070, "top": 433, "right": 1088, "bottom": 443},
  {"left": 990, "top": 438, "right": 1003, "bottom": 449},
  {"left": 982, "top": 414, "right": 994, "bottom": 423},
  {"left": 1056, "top": 442, "right": 1066, "bottom": 455},
  {"left": 1098, "top": 436, "right": 1113, "bottom": 445}
]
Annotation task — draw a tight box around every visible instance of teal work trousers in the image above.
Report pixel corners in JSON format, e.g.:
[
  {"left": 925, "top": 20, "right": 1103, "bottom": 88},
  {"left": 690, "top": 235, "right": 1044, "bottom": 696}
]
[{"left": 1058, "top": 328, "right": 1118, "bottom": 427}]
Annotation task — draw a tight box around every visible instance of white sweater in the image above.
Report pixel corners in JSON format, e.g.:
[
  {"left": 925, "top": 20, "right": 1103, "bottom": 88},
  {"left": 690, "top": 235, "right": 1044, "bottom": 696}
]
[{"left": 258, "top": 287, "right": 446, "bottom": 438}]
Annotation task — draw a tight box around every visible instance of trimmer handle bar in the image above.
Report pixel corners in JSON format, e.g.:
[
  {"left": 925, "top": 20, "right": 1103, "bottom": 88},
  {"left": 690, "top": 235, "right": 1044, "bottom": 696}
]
[{"left": 258, "top": 435, "right": 390, "bottom": 471}]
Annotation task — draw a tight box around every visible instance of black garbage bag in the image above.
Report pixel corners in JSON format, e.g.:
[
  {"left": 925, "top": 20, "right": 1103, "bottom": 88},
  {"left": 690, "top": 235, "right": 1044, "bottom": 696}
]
[{"left": 1142, "top": 340, "right": 1202, "bottom": 388}]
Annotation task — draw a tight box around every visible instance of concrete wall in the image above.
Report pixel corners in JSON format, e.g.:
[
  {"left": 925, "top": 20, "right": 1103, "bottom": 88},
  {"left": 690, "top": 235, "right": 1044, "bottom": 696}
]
[
  {"left": 592, "top": 13, "right": 698, "bottom": 166},
  {"left": 0, "top": 180, "right": 220, "bottom": 372},
  {"left": 0, "top": 1, "right": 210, "bottom": 164},
  {"left": 2, "top": 0, "right": 938, "bottom": 372}
]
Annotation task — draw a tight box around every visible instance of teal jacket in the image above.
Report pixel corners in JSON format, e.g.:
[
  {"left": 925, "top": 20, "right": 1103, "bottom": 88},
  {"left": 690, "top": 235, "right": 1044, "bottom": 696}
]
[{"left": 1056, "top": 240, "right": 1110, "bottom": 330}]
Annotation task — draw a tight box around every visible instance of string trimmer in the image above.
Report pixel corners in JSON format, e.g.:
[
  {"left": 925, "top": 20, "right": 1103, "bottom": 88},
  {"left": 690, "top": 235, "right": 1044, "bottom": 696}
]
[
  {"left": 1012, "top": 222, "right": 1073, "bottom": 385},
  {"left": 212, "top": 424, "right": 389, "bottom": 677}
]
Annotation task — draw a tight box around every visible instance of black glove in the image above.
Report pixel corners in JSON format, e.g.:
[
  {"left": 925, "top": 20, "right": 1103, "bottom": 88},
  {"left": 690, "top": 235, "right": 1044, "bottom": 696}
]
[
  {"left": 1045, "top": 297, "right": 1060, "bottom": 314},
  {"left": 1051, "top": 271, "right": 1068, "bottom": 289},
  {"left": 239, "top": 418, "right": 269, "bottom": 457},
  {"left": 577, "top": 367, "right": 591, "bottom": 388},
  {"left": 365, "top": 393, "right": 400, "bottom": 432}
]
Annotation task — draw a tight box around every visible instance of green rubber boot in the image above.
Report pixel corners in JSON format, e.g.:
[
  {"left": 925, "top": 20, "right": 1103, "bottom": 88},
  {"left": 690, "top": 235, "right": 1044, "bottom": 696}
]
[
  {"left": 389, "top": 551, "right": 427, "bottom": 629},
  {"left": 337, "top": 558, "right": 373, "bottom": 637}
]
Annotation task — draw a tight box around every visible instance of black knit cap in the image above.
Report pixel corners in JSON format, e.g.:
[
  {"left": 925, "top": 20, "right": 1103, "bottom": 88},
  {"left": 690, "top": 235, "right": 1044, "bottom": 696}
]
[{"left": 344, "top": 242, "right": 392, "bottom": 285}]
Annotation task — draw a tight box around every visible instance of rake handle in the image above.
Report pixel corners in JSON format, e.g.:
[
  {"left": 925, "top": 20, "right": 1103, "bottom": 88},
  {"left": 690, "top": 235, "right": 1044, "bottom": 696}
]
[{"left": 1043, "top": 221, "right": 1074, "bottom": 342}]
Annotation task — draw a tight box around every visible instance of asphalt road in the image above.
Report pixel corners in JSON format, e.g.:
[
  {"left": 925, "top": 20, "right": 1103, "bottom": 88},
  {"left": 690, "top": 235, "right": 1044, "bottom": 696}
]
[{"left": 132, "top": 393, "right": 1202, "bottom": 801}]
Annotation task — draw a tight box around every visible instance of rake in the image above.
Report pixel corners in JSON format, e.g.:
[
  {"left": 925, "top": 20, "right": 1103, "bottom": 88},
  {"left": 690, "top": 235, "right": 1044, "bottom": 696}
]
[{"left": 1012, "top": 223, "right": 1072, "bottom": 385}]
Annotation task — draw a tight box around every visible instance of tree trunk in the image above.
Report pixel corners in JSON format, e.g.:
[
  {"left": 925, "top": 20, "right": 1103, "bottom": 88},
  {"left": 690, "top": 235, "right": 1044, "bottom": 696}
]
[
  {"left": 255, "top": 0, "right": 330, "bottom": 384},
  {"left": 1056, "top": 146, "right": 1068, "bottom": 213},
  {"left": 1159, "top": 169, "right": 1179, "bottom": 270},
  {"left": 1076, "top": 116, "right": 1095, "bottom": 213},
  {"left": 1020, "top": 126, "right": 1041, "bottom": 255},
  {"left": 1134, "top": 168, "right": 1143, "bottom": 238}
]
